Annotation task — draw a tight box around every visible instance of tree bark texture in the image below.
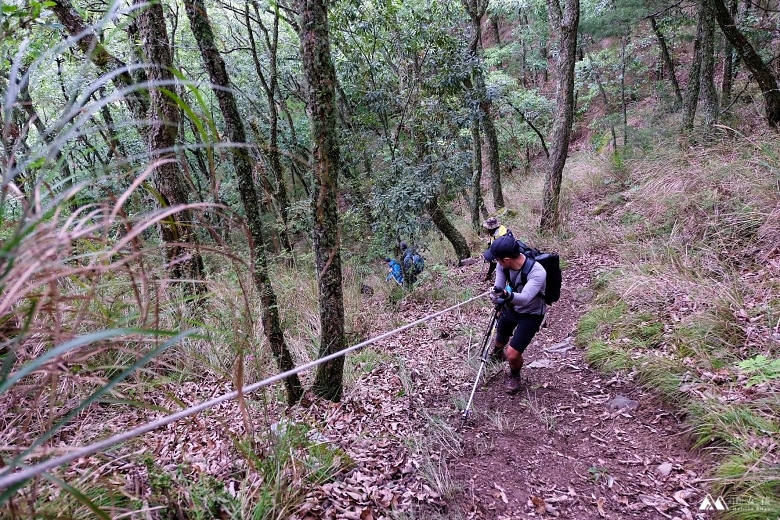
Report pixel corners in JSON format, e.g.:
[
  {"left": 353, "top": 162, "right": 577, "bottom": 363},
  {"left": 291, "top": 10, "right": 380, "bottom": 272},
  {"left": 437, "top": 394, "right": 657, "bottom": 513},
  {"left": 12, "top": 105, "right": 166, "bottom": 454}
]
[
  {"left": 682, "top": 6, "right": 704, "bottom": 131},
  {"left": 298, "top": 0, "right": 346, "bottom": 402},
  {"left": 470, "top": 120, "right": 484, "bottom": 231},
  {"left": 246, "top": 3, "right": 293, "bottom": 254},
  {"left": 54, "top": 0, "right": 204, "bottom": 284},
  {"left": 650, "top": 16, "right": 683, "bottom": 109},
  {"left": 51, "top": 0, "right": 149, "bottom": 121},
  {"left": 541, "top": 0, "right": 579, "bottom": 232},
  {"left": 135, "top": 0, "right": 204, "bottom": 284},
  {"left": 699, "top": 1, "right": 718, "bottom": 130},
  {"left": 710, "top": 0, "right": 780, "bottom": 127},
  {"left": 184, "top": 0, "right": 303, "bottom": 404},
  {"left": 428, "top": 195, "right": 471, "bottom": 262},
  {"left": 461, "top": 0, "right": 505, "bottom": 210},
  {"left": 585, "top": 50, "right": 616, "bottom": 152},
  {"left": 719, "top": 0, "right": 738, "bottom": 108},
  {"left": 620, "top": 37, "right": 628, "bottom": 147},
  {"left": 4, "top": 70, "right": 73, "bottom": 190}
]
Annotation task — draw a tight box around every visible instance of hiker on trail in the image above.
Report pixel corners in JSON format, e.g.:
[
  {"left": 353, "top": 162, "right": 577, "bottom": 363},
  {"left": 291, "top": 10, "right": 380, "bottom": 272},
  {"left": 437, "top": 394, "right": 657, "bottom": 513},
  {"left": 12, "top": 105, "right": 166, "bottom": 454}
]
[
  {"left": 385, "top": 257, "right": 403, "bottom": 285},
  {"left": 482, "top": 217, "right": 513, "bottom": 281},
  {"left": 400, "top": 241, "right": 425, "bottom": 288},
  {"left": 484, "top": 235, "right": 546, "bottom": 395}
]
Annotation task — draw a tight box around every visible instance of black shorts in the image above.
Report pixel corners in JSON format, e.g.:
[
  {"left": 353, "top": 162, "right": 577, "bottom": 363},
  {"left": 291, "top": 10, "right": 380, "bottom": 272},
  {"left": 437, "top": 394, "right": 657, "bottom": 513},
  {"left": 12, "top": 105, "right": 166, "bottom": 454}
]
[{"left": 495, "top": 308, "right": 545, "bottom": 353}]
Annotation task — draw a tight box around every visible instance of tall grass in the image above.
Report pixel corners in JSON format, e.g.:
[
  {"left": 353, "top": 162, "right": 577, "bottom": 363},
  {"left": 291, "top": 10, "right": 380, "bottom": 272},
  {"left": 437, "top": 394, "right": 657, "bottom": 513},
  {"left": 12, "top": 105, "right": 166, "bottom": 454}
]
[
  {"left": 1, "top": 19, "right": 429, "bottom": 518},
  {"left": 0, "top": 16, "right": 266, "bottom": 517},
  {"left": 571, "top": 133, "right": 780, "bottom": 519}
]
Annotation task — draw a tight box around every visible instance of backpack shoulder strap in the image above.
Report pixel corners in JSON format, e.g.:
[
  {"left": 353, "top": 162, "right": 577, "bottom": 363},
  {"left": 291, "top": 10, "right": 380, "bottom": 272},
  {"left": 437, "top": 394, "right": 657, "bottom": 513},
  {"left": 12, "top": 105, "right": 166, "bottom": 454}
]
[{"left": 520, "top": 257, "right": 535, "bottom": 287}]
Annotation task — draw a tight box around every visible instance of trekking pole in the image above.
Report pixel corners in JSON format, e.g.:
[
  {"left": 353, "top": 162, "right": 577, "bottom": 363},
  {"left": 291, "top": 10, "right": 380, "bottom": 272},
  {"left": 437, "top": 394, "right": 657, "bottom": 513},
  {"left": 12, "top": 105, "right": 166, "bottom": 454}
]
[{"left": 461, "top": 288, "right": 504, "bottom": 427}]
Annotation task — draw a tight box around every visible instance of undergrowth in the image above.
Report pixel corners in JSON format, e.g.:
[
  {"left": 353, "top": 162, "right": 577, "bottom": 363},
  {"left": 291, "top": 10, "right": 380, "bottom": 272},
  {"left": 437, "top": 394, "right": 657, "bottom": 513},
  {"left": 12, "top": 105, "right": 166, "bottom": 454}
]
[{"left": 573, "top": 133, "right": 780, "bottom": 519}]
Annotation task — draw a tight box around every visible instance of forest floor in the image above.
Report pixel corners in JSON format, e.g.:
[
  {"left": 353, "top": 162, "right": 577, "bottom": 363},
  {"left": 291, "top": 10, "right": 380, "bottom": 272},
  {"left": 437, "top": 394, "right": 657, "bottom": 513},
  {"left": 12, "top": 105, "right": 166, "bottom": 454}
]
[
  {"left": 439, "top": 257, "right": 715, "bottom": 520},
  {"left": 326, "top": 249, "right": 717, "bottom": 520},
  {"left": 312, "top": 173, "right": 726, "bottom": 519},
  {"left": 7, "top": 169, "right": 730, "bottom": 519}
]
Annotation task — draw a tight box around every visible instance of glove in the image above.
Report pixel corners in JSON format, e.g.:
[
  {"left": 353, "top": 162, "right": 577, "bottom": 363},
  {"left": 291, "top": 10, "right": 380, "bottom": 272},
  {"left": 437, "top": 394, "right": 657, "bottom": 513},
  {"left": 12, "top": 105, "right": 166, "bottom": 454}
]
[{"left": 489, "top": 288, "right": 511, "bottom": 305}]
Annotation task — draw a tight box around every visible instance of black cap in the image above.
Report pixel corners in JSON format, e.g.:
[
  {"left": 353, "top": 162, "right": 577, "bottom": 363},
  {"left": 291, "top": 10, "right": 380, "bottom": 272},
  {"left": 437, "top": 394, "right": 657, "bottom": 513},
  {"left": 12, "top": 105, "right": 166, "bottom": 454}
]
[{"left": 483, "top": 235, "right": 520, "bottom": 261}]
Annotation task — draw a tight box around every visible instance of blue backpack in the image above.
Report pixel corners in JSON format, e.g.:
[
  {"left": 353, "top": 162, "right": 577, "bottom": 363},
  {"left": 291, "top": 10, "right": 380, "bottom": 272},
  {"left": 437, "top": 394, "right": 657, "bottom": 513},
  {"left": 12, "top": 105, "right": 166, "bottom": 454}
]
[
  {"left": 386, "top": 259, "right": 403, "bottom": 284},
  {"left": 404, "top": 250, "right": 425, "bottom": 275},
  {"left": 412, "top": 252, "right": 425, "bottom": 275}
]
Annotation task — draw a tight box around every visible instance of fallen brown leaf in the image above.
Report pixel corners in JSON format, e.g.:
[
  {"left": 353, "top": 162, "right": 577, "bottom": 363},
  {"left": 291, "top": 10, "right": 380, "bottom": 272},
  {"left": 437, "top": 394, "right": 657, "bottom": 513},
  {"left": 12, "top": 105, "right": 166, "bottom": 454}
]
[
  {"left": 596, "top": 496, "right": 606, "bottom": 517},
  {"left": 530, "top": 495, "right": 546, "bottom": 515},
  {"left": 493, "top": 483, "right": 508, "bottom": 504}
]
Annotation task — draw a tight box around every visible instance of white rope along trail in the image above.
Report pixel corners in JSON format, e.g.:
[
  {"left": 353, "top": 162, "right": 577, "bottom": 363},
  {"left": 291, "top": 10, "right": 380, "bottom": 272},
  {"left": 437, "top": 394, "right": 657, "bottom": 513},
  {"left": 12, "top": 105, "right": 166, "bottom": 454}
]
[{"left": 0, "top": 290, "right": 491, "bottom": 490}]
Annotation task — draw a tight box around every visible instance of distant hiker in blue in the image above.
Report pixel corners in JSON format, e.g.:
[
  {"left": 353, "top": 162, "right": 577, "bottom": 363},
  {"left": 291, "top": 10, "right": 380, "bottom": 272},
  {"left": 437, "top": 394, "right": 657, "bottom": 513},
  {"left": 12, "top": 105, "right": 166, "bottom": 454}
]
[
  {"left": 385, "top": 258, "right": 403, "bottom": 285},
  {"left": 400, "top": 241, "right": 425, "bottom": 287}
]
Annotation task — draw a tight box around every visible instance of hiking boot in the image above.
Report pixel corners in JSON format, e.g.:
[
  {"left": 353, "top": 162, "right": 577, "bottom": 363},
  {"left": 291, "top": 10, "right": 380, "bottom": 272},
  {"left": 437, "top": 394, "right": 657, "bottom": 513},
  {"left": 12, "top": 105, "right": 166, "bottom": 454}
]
[{"left": 505, "top": 372, "right": 522, "bottom": 395}]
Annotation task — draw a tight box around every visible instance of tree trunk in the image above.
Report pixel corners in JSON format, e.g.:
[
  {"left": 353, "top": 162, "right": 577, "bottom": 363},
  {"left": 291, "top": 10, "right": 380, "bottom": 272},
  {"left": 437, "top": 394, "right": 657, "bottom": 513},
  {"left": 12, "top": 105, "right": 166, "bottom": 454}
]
[
  {"left": 461, "top": 0, "right": 505, "bottom": 210},
  {"left": 184, "top": 0, "right": 303, "bottom": 405},
  {"left": 699, "top": 0, "right": 718, "bottom": 131},
  {"left": 4, "top": 69, "right": 73, "bottom": 192},
  {"left": 470, "top": 120, "right": 484, "bottom": 231},
  {"left": 682, "top": 5, "right": 704, "bottom": 132},
  {"left": 53, "top": 0, "right": 204, "bottom": 284},
  {"left": 298, "top": 0, "right": 346, "bottom": 402},
  {"left": 246, "top": 2, "right": 293, "bottom": 254},
  {"left": 586, "top": 50, "right": 617, "bottom": 152},
  {"left": 135, "top": 0, "right": 205, "bottom": 287},
  {"left": 620, "top": 36, "right": 628, "bottom": 147},
  {"left": 650, "top": 16, "right": 683, "bottom": 109},
  {"left": 710, "top": 0, "right": 780, "bottom": 127},
  {"left": 541, "top": 0, "right": 579, "bottom": 232},
  {"left": 428, "top": 195, "right": 471, "bottom": 262},
  {"left": 51, "top": 0, "right": 149, "bottom": 120},
  {"left": 97, "top": 85, "right": 128, "bottom": 159},
  {"left": 719, "top": 0, "right": 738, "bottom": 108}
]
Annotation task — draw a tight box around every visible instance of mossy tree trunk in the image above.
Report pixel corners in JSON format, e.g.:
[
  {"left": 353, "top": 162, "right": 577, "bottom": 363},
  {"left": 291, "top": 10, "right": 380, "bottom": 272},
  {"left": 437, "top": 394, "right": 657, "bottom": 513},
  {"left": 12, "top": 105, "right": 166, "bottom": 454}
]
[
  {"left": 135, "top": 0, "right": 205, "bottom": 287},
  {"left": 53, "top": 0, "right": 205, "bottom": 286},
  {"left": 461, "top": 0, "right": 505, "bottom": 210},
  {"left": 719, "top": 0, "right": 738, "bottom": 109},
  {"left": 428, "top": 195, "right": 471, "bottom": 262},
  {"left": 298, "top": 0, "right": 346, "bottom": 402},
  {"left": 710, "top": 0, "right": 780, "bottom": 128},
  {"left": 699, "top": 1, "right": 718, "bottom": 131},
  {"left": 184, "top": 0, "right": 303, "bottom": 405},
  {"left": 245, "top": 2, "right": 293, "bottom": 254},
  {"left": 470, "top": 119, "right": 484, "bottom": 231},
  {"left": 541, "top": 0, "right": 579, "bottom": 232},
  {"left": 650, "top": 15, "right": 683, "bottom": 109}
]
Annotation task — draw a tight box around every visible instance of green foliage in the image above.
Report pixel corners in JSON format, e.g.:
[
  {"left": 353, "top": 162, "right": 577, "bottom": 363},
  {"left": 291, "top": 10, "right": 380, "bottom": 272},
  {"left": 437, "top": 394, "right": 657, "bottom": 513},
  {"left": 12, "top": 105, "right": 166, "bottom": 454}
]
[
  {"left": 738, "top": 355, "right": 780, "bottom": 387},
  {"left": 331, "top": 0, "right": 474, "bottom": 243},
  {"left": 579, "top": 0, "right": 649, "bottom": 39},
  {"left": 249, "top": 421, "right": 350, "bottom": 519}
]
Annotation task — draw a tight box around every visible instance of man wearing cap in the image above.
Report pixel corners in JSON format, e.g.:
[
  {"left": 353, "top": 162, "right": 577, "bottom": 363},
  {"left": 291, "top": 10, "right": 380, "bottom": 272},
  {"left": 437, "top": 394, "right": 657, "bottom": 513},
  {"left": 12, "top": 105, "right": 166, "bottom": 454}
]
[
  {"left": 482, "top": 217, "right": 513, "bottom": 281},
  {"left": 484, "top": 235, "right": 546, "bottom": 394}
]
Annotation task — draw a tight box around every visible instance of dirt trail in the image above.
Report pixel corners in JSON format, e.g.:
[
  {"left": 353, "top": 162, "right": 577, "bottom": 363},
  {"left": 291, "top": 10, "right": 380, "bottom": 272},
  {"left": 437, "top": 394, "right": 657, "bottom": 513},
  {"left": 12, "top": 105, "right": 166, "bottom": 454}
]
[{"left": 441, "top": 256, "right": 714, "bottom": 520}]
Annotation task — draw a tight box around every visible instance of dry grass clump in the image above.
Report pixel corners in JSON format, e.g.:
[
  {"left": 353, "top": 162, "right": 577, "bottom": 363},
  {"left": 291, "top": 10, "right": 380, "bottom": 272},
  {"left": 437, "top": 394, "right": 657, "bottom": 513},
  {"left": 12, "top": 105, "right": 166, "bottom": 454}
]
[
  {"left": 0, "top": 173, "right": 227, "bottom": 515},
  {"left": 571, "top": 133, "right": 780, "bottom": 519}
]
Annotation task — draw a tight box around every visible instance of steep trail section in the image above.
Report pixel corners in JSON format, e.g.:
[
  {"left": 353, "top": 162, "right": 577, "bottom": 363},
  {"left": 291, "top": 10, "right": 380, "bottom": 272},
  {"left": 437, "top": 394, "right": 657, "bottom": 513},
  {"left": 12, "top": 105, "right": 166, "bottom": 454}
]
[{"left": 444, "top": 256, "right": 714, "bottom": 520}]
